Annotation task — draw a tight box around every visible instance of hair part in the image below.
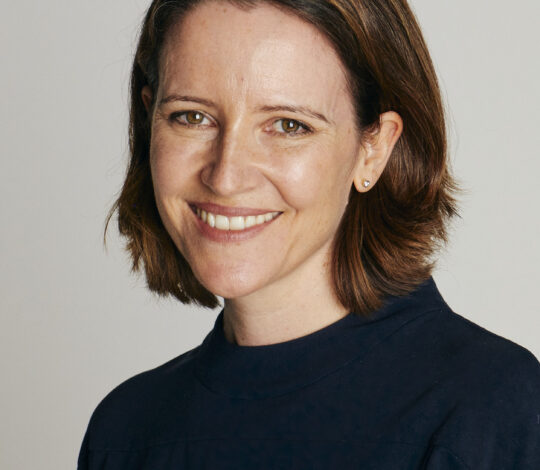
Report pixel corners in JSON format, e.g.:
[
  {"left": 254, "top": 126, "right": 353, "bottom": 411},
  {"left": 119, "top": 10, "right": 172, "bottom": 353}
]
[{"left": 106, "top": 0, "right": 459, "bottom": 315}]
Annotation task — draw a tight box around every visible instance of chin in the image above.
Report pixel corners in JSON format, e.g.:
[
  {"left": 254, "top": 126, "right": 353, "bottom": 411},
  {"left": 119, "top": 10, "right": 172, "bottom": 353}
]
[{"left": 194, "top": 264, "right": 267, "bottom": 300}]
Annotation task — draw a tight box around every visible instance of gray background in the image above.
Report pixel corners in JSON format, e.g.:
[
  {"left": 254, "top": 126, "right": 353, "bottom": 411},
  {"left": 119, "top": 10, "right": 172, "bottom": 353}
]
[{"left": 1, "top": 1, "right": 539, "bottom": 468}]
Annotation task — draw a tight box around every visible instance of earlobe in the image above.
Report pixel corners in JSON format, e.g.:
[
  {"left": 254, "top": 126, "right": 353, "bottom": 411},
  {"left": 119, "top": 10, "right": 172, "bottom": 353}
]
[
  {"left": 141, "top": 85, "right": 154, "bottom": 113},
  {"left": 353, "top": 111, "right": 403, "bottom": 192}
]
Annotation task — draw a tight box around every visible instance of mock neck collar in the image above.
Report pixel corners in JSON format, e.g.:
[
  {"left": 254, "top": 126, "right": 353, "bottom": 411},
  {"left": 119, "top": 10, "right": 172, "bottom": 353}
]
[{"left": 194, "top": 277, "right": 445, "bottom": 400}]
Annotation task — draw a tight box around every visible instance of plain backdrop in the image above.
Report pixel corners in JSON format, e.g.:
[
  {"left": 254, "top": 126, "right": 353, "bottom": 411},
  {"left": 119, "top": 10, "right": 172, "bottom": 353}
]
[{"left": 1, "top": 1, "right": 539, "bottom": 468}]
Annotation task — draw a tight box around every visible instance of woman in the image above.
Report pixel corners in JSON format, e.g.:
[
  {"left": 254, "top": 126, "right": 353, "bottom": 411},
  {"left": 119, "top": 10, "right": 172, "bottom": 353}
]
[{"left": 79, "top": 0, "right": 540, "bottom": 468}]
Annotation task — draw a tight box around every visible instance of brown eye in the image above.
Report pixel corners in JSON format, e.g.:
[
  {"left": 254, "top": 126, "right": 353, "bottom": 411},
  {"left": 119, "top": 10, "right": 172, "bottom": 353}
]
[
  {"left": 170, "top": 110, "right": 213, "bottom": 127},
  {"left": 281, "top": 119, "right": 300, "bottom": 133},
  {"left": 271, "top": 118, "right": 310, "bottom": 136},
  {"left": 185, "top": 111, "right": 204, "bottom": 124}
]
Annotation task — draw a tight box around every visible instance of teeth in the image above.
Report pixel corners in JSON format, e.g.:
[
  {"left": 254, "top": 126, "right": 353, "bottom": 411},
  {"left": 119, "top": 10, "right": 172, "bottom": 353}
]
[
  {"left": 215, "top": 214, "right": 229, "bottom": 230},
  {"left": 245, "top": 216, "right": 256, "bottom": 228},
  {"left": 196, "top": 209, "right": 279, "bottom": 231},
  {"left": 229, "top": 216, "right": 245, "bottom": 230}
]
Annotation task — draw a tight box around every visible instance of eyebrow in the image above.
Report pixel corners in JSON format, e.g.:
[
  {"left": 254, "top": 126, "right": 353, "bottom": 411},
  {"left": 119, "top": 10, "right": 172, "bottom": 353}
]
[
  {"left": 258, "top": 105, "right": 331, "bottom": 125},
  {"left": 159, "top": 95, "right": 331, "bottom": 125},
  {"left": 159, "top": 94, "right": 216, "bottom": 108}
]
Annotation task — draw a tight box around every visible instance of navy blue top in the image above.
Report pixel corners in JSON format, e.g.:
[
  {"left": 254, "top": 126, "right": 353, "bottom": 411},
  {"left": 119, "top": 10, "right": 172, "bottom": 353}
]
[{"left": 78, "top": 278, "right": 540, "bottom": 469}]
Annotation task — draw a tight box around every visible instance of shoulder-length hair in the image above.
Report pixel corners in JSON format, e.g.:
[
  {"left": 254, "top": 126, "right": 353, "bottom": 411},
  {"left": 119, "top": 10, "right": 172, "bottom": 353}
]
[{"left": 106, "top": 0, "right": 458, "bottom": 315}]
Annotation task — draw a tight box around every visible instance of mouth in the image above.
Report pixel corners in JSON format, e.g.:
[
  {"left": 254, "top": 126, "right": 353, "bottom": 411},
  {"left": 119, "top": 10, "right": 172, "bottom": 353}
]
[{"left": 189, "top": 203, "right": 281, "bottom": 232}]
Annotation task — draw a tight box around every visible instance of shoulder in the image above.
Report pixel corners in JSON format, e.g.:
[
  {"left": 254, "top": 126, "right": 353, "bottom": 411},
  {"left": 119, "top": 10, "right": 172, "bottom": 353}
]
[
  {"left": 435, "top": 308, "right": 540, "bottom": 388},
  {"left": 420, "top": 308, "right": 540, "bottom": 468},
  {"left": 82, "top": 345, "right": 200, "bottom": 451},
  {"left": 417, "top": 304, "right": 540, "bottom": 407},
  {"left": 390, "top": 289, "right": 540, "bottom": 392}
]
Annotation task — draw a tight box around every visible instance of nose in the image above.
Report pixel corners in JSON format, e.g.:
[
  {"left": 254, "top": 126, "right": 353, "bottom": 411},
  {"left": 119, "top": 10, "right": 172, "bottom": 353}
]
[{"left": 200, "top": 126, "right": 260, "bottom": 197}]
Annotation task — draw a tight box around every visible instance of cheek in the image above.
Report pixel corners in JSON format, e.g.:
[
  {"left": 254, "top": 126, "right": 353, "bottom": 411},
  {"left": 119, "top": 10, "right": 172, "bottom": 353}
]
[
  {"left": 151, "top": 159, "right": 174, "bottom": 202},
  {"left": 277, "top": 158, "right": 320, "bottom": 208},
  {"left": 274, "top": 141, "right": 356, "bottom": 212},
  {"left": 149, "top": 132, "right": 203, "bottom": 199}
]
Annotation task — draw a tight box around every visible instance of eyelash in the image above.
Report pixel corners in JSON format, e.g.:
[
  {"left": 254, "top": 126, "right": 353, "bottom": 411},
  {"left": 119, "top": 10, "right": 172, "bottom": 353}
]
[
  {"left": 269, "top": 118, "right": 312, "bottom": 137},
  {"left": 169, "top": 111, "right": 214, "bottom": 128},
  {"left": 168, "top": 111, "right": 313, "bottom": 137}
]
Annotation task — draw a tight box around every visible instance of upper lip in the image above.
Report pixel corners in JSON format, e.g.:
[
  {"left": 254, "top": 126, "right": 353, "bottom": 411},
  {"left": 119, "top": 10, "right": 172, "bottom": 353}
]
[{"left": 189, "top": 202, "right": 280, "bottom": 217}]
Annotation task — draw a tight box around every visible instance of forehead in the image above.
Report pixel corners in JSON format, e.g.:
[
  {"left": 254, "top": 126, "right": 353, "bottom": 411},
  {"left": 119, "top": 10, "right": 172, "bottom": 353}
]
[{"left": 159, "top": 1, "right": 353, "bottom": 115}]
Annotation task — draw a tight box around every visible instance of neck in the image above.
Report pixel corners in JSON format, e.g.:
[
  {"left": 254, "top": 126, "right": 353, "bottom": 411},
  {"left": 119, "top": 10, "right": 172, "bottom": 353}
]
[{"left": 222, "top": 245, "right": 348, "bottom": 346}]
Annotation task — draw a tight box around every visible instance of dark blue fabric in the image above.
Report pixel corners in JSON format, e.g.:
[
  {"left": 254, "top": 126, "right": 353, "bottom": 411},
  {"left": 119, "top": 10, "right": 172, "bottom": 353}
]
[{"left": 78, "top": 278, "right": 540, "bottom": 469}]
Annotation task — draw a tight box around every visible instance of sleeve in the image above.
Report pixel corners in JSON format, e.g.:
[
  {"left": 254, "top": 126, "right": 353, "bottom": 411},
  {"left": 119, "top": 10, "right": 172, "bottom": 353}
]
[
  {"left": 427, "top": 347, "right": 540, "bottom": 469},
  {"left": 77, "top": 427, "right": 89, "bottom": 470},
  {"left": 422, "top": 445, "right": 469, "bottom": 469}
]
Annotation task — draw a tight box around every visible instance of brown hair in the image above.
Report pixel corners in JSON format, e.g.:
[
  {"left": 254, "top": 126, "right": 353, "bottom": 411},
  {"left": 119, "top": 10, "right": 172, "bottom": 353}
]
[{"left": 106, "top": 0, "right": 458, "bottom": 314}]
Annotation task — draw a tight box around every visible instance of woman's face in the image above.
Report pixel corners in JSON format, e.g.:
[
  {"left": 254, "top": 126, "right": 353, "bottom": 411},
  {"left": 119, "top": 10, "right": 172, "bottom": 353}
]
[{"left": 148, "top": 1, "right": 365, "bottom": 300}]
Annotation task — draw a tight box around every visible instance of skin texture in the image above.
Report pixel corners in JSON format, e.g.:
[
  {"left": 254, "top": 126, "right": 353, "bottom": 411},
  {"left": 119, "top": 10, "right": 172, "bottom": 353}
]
[{"left": 143, "top": 1, "right": 402, "bottom": 345}]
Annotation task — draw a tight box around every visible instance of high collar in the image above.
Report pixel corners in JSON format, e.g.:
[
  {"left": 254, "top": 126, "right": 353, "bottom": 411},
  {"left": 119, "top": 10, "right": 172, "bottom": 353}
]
[{"left": 194, "top": 277, "right": 446, "bottom": 400}]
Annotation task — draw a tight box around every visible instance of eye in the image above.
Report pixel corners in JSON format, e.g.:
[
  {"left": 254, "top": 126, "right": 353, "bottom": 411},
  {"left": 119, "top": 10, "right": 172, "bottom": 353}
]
[
  {"left": 170, "top": 110, "right": 213, "bottom": 127},
  {"left": 271, "top": 118, "right": 311, "bottom": 136}
]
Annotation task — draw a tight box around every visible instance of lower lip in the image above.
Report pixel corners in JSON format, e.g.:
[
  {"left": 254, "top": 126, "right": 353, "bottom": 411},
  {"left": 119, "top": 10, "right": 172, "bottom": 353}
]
[{"left": 192, "top": 210, "right": 280, "bottom": 242}]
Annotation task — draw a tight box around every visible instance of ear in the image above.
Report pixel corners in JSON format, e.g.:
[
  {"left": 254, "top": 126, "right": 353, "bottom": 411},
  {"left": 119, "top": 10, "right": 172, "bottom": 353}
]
[
  {"left": 353, "top": 111, "right": 403, "bottom": 192},
  {"left": 141, "top": 85, "right": 154, "bottom": 113}
]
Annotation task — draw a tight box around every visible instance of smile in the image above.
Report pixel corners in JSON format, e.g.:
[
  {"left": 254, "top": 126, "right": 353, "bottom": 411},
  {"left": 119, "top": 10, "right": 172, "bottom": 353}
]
[{"left": 194, "top": 207, "right": 281, "bottom": 231}]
